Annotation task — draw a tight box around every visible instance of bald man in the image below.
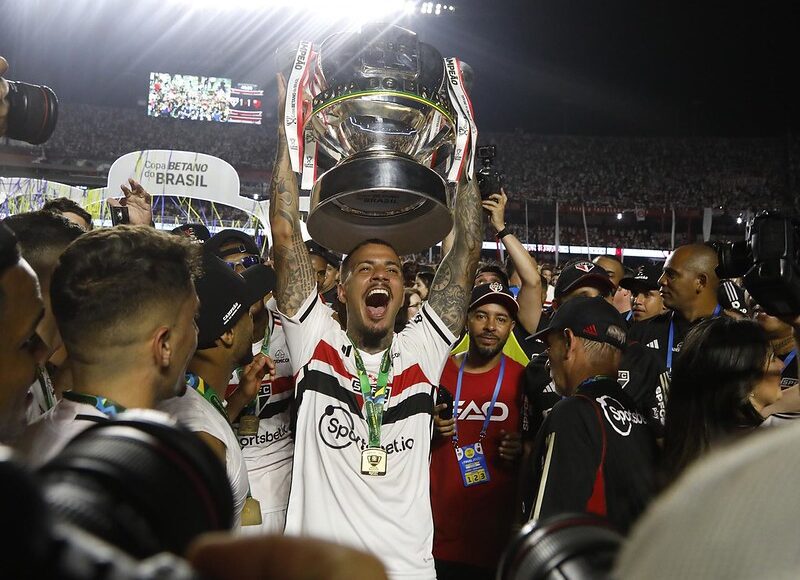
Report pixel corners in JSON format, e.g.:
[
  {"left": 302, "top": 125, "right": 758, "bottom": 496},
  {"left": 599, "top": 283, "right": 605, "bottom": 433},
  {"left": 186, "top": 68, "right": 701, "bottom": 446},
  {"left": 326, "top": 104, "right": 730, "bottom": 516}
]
[
  {"left": 628, "top": 244, "right": 723, "bottom": 424},
  {"left": 594, "top": 256, "right": 632, "bottom": 320}
]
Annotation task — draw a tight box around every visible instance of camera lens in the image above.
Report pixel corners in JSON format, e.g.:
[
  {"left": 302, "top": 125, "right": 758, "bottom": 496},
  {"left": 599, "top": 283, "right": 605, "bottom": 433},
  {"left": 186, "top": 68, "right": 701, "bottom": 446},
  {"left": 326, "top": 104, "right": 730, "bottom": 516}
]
[
  {"left": 4, "top": 80, "right": 59, "bottom": 145},
  {"left": 37, "top": 411, "right": 234, "bottom": 559},
  {"left": 497, "top": 513, "right": 623, "bottom": 580},
  {"left": 715, "top": 240, "right": 752, "bottom": 279}
]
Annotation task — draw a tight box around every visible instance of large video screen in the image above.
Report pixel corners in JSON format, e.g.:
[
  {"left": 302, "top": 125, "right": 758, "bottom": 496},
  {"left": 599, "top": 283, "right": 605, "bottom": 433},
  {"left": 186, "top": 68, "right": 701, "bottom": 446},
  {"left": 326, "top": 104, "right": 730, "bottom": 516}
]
[{"left": 147, "top": 73, "right": 264, "bottom": 125}]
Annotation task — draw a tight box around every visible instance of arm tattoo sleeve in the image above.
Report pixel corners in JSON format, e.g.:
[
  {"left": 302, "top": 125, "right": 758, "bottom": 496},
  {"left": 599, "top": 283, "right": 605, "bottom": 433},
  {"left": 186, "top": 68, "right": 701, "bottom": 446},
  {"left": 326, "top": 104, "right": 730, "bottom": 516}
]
[
  {"left": 269, "top": 132, "right": 316, "bottom": 317},
  {"left": 427, "top": 176, "right": 482, "bottom": 334}
]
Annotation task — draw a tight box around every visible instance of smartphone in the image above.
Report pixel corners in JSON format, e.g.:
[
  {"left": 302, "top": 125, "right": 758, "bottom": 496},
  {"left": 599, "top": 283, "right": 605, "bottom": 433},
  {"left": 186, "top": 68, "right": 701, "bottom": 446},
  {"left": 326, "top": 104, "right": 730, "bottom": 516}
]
[
  {"left": 436, "top": 386, "right": 454, "bottom": 420},
  {"left": 109, "top": 205, "right": 130, "bottom": 225}
]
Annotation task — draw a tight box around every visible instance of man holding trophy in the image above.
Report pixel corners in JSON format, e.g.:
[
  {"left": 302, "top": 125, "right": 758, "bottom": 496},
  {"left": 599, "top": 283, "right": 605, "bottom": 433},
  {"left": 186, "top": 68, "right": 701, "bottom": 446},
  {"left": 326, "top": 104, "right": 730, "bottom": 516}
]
[{"left": 270, "top": 25, "right": 483, "bottom": 579}]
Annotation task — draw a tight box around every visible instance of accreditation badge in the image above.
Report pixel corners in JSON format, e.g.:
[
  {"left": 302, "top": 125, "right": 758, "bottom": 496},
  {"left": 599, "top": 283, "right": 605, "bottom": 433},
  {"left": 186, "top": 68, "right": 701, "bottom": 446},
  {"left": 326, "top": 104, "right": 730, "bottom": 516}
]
[
  {"left": 455, "top": 442, "right": 491, "bottom": 487},
  {"left": 361, "top": 447, "right": 388, "bottom": 476},
  {"left": 238, "top": 414, "right": 260, "bottom": 437}
]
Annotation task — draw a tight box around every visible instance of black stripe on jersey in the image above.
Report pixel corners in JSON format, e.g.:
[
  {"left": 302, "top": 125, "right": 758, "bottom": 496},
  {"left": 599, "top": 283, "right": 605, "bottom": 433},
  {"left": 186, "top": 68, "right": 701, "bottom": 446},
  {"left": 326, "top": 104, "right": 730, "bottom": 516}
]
[
  {"left": 422, "top": 305, "right": 452, "bottom": 346},
  {"left": 298, "top": 294, "right": 318, "bottom": 323},
  {"left": 297, "top": 369, "right": 362, "bottom": 417},
  {"left": 298, "top": 369, "right": 434, "bottom": 424},
  {"left": 383, "top": 392, "right": 434, "bottom": 425},
  {"left": 75, "top": 414, "right": 109, "bottom": 423},
  {"left": 258, "top": 396, "right": 292, "bottom": 420}
]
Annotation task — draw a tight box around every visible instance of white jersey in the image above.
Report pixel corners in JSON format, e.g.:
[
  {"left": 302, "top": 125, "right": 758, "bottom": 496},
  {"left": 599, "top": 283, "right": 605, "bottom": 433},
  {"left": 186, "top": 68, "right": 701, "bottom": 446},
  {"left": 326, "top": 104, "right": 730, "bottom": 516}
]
[
  {"left": 228, "top": 303, "right": 295, "bottom": 533},
  {"left": 280, "top": 290, "right": 456, "bottom": 580},
  {"left": 18, "top": 398, "right": 107, "bottom": 468},
  {"left": 159, "top": 385, "right": 249, "bottom": 528}
]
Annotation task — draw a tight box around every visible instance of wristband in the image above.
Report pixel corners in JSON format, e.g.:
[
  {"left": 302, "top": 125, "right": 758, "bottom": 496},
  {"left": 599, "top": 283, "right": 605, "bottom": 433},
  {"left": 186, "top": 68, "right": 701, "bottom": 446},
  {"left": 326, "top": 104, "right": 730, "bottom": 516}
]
[{"left": 496, "top": 228, "right": 512, "bottom": 240}]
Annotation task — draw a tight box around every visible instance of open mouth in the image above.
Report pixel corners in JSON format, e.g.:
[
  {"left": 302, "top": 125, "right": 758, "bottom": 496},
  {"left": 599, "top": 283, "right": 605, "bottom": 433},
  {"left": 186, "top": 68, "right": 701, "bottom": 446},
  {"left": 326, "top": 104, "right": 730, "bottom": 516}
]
[{"left": 365, "top": 287, "right": 391, "bottom": 321}]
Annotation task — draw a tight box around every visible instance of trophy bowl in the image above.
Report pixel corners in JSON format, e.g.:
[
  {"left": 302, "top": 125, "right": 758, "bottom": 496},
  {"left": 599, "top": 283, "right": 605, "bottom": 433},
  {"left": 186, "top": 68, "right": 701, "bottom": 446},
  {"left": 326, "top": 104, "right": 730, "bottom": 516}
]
[{"left": 296, "top": 24, "right": 465, "bottom": 255}]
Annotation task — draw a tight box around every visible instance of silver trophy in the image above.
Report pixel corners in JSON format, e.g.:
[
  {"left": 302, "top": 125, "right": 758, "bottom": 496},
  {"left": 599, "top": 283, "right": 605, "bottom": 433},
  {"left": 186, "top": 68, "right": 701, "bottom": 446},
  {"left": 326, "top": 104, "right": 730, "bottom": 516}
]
[{"left": 283, "top": 24, "right": 476, "bottom": 255}]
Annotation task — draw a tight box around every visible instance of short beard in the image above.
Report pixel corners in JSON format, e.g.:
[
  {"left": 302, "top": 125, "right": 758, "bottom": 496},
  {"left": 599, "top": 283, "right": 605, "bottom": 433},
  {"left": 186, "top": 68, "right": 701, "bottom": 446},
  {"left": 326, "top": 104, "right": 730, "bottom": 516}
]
[
  {"left": 472, "top": 342, "right": 504, "bottom": 360},
  {"left": 238, "top": 348, "right": 254, "bottom": 368},
  {"left": 360, "top": 326, "right": 391, "bottom": 351}
]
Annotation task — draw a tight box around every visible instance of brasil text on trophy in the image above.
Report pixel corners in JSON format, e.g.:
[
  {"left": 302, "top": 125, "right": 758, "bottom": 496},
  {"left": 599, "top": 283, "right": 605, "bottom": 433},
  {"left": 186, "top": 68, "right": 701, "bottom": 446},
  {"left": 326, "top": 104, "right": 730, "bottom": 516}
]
[{"left": 283, "top": 23, "right": 477, "bottom": 255}]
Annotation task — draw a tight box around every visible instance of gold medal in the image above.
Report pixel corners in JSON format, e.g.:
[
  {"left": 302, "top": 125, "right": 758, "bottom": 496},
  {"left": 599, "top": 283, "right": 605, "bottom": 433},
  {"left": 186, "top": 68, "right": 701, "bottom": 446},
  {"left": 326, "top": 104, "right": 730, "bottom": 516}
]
[
  {"left": 240, "top": 496, "right": 263, "bottom": 526},
  {"left": 360, "top": 447, "right": 388, "bottom": 476},
  {"left": 238, "top": 414, "right": 260, "bottom": 436}
]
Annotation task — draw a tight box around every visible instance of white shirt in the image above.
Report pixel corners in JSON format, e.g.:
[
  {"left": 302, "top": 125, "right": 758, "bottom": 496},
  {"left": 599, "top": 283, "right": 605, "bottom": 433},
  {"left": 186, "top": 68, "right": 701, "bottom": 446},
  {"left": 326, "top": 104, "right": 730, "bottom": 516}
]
[
  {"left": 19, "top": 397, "right": 107, "bottom": 468},
  {"left": 159, "top": 385, "right": 250, "bottom": 528},
  {"left": 228, "top": 303, "right": 295, "bottom": 532},
  {"left": 280, "top": 290, "right": 456, "bottom": 580}
]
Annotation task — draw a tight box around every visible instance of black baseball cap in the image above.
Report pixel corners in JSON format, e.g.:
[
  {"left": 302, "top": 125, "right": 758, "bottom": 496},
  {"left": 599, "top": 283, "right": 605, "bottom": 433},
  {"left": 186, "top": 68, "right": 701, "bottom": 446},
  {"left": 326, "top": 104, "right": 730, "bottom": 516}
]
[
  {"left": 305, "top": 240, "right": 341, "bottom": 269},
  {"left": 195, "top": 251, "right": 276, "bottom": 350},
  {"left": 718, "top": 279, "right": 749, "bottom": 316},
  {"left": 205, "top": 229, "right": 262, "bottom": 259},
  {"left": 531, "top": 295, "right": 627, "bottom": 350},
  {"left": 469, "top": 282, "right": 519, "bottom": 316},
  {"left": 554, "top": 260, "right": 615, "bottom": 300},
  {"left": 620, "top": 262, "right": 662, "bottom": 293},
  {"left": 171, "top": 223, "right": 210, "bottom": 243}
]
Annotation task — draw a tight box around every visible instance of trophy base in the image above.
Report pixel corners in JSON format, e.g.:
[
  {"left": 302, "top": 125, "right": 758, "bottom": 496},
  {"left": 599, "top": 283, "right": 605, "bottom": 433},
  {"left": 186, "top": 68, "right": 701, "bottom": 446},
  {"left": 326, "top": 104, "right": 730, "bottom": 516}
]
[{"left": 307, "top": 153, "right": 452, "bottom": 255}]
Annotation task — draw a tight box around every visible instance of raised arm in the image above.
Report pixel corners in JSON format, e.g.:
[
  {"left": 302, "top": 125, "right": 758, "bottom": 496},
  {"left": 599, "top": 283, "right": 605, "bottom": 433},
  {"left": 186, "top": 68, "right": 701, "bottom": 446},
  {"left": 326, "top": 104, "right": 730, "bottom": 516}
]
[
  {"left": 427, "top": 172, "right": 483, "bottom": 334},
  {"left": 483, "top": 190, "right": 542, "bottom": 333},
  {"left": 269, "top": 75, "right": 316, "bottom": 317}
]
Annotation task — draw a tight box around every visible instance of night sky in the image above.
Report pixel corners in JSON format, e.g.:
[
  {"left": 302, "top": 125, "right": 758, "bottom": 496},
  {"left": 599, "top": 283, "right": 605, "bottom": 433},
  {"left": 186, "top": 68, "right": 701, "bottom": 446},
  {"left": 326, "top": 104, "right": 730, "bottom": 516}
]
[{"left": 1, "top": 0, "right": 796, "bottom": 136}]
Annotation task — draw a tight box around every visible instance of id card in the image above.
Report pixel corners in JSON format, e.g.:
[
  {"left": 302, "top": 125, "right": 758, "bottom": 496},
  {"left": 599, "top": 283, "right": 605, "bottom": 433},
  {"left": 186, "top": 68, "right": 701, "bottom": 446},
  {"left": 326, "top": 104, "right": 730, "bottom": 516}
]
[
  {"left": 241, "top": 496, "right": 263, "bottom": 526},
  {"left": 455, "top": 442, "right": 490, "bottom": 487},
  {"left": 361, "top": 447, "right": 387, "bottom": 476}
]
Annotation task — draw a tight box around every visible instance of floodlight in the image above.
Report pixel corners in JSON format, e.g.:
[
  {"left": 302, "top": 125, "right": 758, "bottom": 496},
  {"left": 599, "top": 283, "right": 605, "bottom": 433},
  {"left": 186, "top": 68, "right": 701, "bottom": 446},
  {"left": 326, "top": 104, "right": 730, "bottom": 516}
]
[{"left": 616, "top": 212, "right": 623, "bottom": 220}]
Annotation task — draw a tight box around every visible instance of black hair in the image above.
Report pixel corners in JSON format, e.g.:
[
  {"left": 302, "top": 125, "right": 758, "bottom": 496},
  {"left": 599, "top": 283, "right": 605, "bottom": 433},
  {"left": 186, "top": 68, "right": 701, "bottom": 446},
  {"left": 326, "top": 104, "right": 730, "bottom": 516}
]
[
  {"left": 51, "top": 226, "right": 202, "bottom": 351},
  {"left": 415, "top": 270, "right": 434, "bottom": 291},
  {"left": 340, "top": 238, "right": 399, "bottom": 277},
  {"left": 0, "top": 221, "right": 21, "bottom": 313},
  {"left": 3, "top": 211, "right": 85, "bottom": 281},
  {"left": 475, "top": 262, "right": 510, "bottom": 287},
  {"left": 41, "top": 197, "right": 93, "bottom": 230},
  {"left": 662, "top": 317, "right": 768, "bottom": 486}
]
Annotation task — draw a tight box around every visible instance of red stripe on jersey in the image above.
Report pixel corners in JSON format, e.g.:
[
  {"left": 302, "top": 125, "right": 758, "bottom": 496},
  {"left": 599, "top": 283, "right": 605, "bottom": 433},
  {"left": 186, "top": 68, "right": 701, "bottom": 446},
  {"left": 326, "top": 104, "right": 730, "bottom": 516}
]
[
  {"left": 306, "top": 341, "right": 436, "bottom": 399},
  {"left": 270, "top": 375, "right": 294, "bottom": 396}
]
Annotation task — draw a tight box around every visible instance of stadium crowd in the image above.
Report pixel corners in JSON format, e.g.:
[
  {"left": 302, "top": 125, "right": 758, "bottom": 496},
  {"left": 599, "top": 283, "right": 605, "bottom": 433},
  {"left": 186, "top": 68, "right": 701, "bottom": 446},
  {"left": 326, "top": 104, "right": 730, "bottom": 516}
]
[
  {"left": 3, "top": 60, "right": 800, "bottom": 580},
  {"left": 3, "top": 103, "right": 796, "bottom": 214}
]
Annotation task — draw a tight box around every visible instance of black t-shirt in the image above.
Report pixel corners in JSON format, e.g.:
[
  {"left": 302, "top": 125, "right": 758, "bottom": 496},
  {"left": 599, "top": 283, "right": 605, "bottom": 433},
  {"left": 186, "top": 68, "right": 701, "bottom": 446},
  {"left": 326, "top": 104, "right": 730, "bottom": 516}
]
[{"left": 521, "top": 377, "right": 657, "bottom": 535}]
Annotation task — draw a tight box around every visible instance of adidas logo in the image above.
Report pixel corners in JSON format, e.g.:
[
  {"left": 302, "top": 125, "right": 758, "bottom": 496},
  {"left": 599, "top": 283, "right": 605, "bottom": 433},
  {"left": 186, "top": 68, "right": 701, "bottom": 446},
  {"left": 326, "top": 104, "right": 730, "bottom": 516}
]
[{"left": 646, "top": 340, "right": 659, "bottom": 349}]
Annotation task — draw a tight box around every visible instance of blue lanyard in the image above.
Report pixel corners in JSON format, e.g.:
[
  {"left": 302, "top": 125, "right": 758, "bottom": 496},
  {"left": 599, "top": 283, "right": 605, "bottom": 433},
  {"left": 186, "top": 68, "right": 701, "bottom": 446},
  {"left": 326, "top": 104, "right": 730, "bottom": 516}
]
[
  {"left": 784, "top": 350, "right": 797, "bottom": 371},
  {"left": 453, "top": 354, "right": 506, "bottom": 446},
  {"left": 625, "top": 310, "right": 633, "bottom": 322},
  {"left": 666, "top": 304, "right": 721, "bottom": 371}
]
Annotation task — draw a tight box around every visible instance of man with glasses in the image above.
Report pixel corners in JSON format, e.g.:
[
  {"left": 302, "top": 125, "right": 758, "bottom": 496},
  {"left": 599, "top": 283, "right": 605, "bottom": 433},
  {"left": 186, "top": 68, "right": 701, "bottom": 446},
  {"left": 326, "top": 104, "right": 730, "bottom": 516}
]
[{"left": 206, "top": 229, "right": 265, "bottom": 273}]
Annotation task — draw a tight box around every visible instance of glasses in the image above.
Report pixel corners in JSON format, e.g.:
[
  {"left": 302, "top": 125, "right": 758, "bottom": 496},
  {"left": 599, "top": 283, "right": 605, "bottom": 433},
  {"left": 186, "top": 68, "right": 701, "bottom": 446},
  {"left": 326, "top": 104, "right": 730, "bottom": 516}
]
[{"left": 225, "top": 255, "right": 262, "bottom": 270}]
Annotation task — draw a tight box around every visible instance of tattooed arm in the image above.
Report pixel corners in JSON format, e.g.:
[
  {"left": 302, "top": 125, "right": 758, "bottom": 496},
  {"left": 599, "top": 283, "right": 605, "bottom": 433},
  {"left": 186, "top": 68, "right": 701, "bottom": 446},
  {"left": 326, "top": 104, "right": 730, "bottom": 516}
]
[
  {"left": 269, "top": 75, "right": 316, "bottom": 317},
  {"left": 427, "top": 172, "right": 483, "bottom": 335}
]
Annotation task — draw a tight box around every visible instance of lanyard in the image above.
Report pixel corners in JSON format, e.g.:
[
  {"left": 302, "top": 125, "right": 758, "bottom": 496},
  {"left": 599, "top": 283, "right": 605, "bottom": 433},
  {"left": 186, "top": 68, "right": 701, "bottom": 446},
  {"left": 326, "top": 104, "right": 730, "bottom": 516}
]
[
  {"left": 453, "top": 355, "right": 506, "bottom": 446},
  {"left": 783, "top": 350, "right": 797, "bottom": 371},
  {"left": 37, "top": 365, "right": 56, "bottom": 410},
  {"left": 63, "top": 391, "right": 126, "bottom": 417},
  {"left": 666, "top": 304, "right": 721, "bottom": 371},
  {"left": 625, "top": 310, "right": 633, "bottom": 322},
  {"left": 186, "top": 372, "right": 229, "bottom": 425},
  {"left": 349, "top": 339, "right": 393, "bottom": 448}
]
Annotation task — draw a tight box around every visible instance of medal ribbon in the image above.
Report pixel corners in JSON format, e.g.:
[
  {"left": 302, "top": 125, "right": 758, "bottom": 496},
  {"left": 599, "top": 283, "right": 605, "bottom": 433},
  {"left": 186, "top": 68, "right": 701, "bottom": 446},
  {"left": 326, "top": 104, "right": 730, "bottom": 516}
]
[
  {"left": 349, "top": 339, "right": 392, "bottom": 448},
  {"left": 453, "top": 354, "right": 506, "bottom": 447},
  {"left": 37, "top": 365, "right": 56, "bottom": 410},
  {"left": 63, "top": 391, "right": 126, "bottom": 417},
  {"left": 186, "top": 372, "right": 229, "bottom": 425},
  {"left": 666, "top": 304, "right": 721, "bottom": 371}
]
